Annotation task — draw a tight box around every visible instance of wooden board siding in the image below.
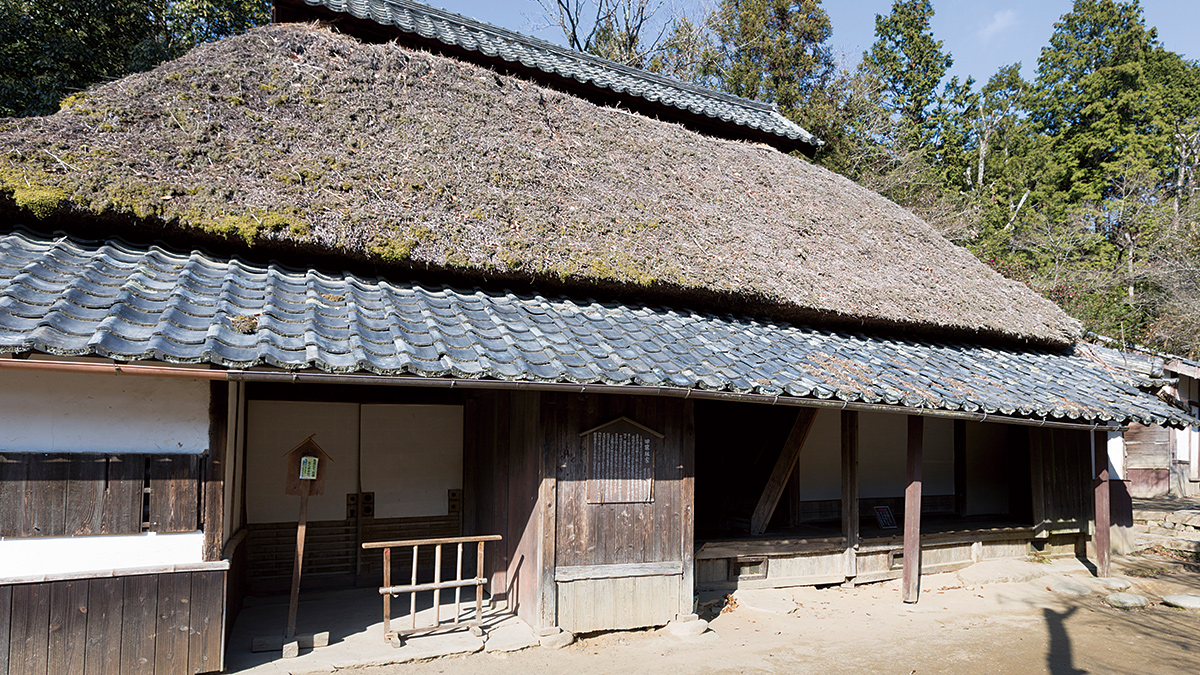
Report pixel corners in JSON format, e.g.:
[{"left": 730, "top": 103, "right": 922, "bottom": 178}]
[
  {"left": 1127, "top": 469, "right": 1171, "bottom": 498},
  {"left": 1028, "top": 428, "right": 1092, "bottom": 535},
  {"left": 506, "top": 391, "right": 542, "bottom": 628},
  {"left": 556, "top": 575, "right": 681, "bottom": 634},
  {"left": 0, "top": 454, "right": 202, "bottom": 538},
  {"left": 550, "top": 394, "right": 691, "bottom": 630},
  {"left": 1124, "top": 423, "right": 1171, "bottom": 470},
  {"left": 553, "top": 394, "right": 686, "bottom": 569},
  {"left": 0, "top": 570, "right": 225, "bottom": 675}
]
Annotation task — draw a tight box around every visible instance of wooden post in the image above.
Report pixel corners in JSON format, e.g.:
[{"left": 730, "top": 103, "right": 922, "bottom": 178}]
[
  {"left": 203, "top": 381, "right": 228, "bottom": 562},
  {"left": 535, "top": 393, "right": 557, "bottom": 633},
  {"left": 382, "top": 546, "right": 392, "bottom": 637},
  {"left": 750, "top": 409, "right": 817, "bottom": 535},
  {"left": 953, "top": 420, "right": 967, "bottom": 517},
  {"left": 286, "top": 486, "right": 309, "bottom": 640},
  {"left": 841, "top": 411, "right": 859, "bottom": 584},
  {"left": 903, "top": 416, "right": 923, "bottom": 604},
  {"left": 1029, "top": 428, "right": 1046, "bottom": 536},
  {"left": 680, "top": 400, "right": 696, "bottom": 619},
  {"left": 1094, "top": 430, "right": 1111, "bottom": 578},
  {"left": 476, "top": 540, "right": 485, "bottom": 620}
]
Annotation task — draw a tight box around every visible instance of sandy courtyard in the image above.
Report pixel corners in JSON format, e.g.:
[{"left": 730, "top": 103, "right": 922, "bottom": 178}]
[{"left": 338, "top": 553, "right": 1200, "bottom": 675}]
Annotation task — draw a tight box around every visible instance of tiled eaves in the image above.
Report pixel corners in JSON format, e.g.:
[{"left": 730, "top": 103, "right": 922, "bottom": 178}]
[
  {"left": 0, "top": 229, "right": 1189, "bottom": 427},
  {"left": 297, "top": 0, "right": 820, "bottom": 147}
]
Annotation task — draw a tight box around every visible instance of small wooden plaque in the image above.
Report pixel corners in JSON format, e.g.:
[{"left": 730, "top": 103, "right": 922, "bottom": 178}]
[{"left": 284, "top": 435, "right": 332, "bottom": 496}]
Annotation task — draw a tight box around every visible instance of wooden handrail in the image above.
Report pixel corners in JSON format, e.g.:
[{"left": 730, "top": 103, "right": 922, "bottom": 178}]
[
  {"left": 361, "top": 534, "right": 502, "bottom": 550},
  {"left": 362, "top": 533, "right": 502, "bottom": 647}
]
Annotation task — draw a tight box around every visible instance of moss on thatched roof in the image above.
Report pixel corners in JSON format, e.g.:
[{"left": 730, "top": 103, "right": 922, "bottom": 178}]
[{"left": 0, "top": 24, "right": 1080, "bottom": 346}]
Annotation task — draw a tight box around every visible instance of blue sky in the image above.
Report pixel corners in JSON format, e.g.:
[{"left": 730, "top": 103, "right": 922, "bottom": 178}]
[{"left": 427, "top": 0, "right": 1198, "bottom": 87}]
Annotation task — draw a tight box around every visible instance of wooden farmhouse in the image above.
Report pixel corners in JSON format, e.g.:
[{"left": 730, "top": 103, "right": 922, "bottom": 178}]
[
  {"left": 0, "top": 0, "right": 1195, "bottom": 671},
  {"left": 1088, "top": 341, "right": 1200, "bottom": 500}
]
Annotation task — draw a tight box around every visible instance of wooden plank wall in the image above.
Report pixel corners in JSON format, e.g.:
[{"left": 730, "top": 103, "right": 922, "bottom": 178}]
[
  {"left": 0, "top": 570, "right": 224, "bottom": 675},
  {"left": 549, "top": 394, "right": 690, "bottom": 631},
  {"left": 465, "top": 392, "right": 511, "bottom": 599},
  {"left": 1028, "top": 428, "right": 1092, "bottom": 533},
  {"left": 506, "top": 391, "right": 542, "bottom": 628},
  {"left": 552, "top": 394, "right": 687, "bottom": 569},
  {"left": 1124, "top": 423, "right": 1171, "bottom": 470},
  {"left": 0, "top": 454, "right": 201, "bottom": 538}
]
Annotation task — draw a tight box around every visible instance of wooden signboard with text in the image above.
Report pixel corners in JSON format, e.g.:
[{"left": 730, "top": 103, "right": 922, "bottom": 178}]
[{"left": 580, "top": 417, "right": 663, "bottom": 504}]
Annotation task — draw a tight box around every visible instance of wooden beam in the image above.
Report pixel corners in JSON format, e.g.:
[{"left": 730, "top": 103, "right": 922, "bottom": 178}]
[
  {"left": 903, "top": 416, "right": 923, "bottom": 603},
  {"left": 750, "top": 409, "right": 818, "bottom": 535},
  {"left": 1094, "top": 429, "right": 1111, "bottom": 578},
  {"left": 953, "top": 420, "right": 967, "bottom": 517},
  {"left": 841, "top": 411, "right": 859, "bottom": 583}
]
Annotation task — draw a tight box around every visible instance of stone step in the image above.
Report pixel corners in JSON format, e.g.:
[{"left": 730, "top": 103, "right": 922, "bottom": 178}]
[
  {"left": 1132, "top": 523, "right": 1186, "bottom": 538},
  {"left": 1164, "top": 510, "right": 1200, "bottom": 529},
  {"left": 1161, "top": 538, "right": 1200, "bottom": 554},
  {"left": 1132, "top": 530, "right": 1200, "bottom": 555}
]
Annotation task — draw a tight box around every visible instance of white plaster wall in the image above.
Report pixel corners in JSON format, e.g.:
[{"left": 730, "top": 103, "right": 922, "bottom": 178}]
[
  {"left": 0, "top": 370, "right": 210, "bottom": 454},
  {"left": 798, "top": 409, "right": 841, "bottom": 500},
  {"left": 0, "top": 532, "right": 204, "bottom": 578},
  {"left": 360, "top": 404, "right": 463, "bottom": 518},
  {"left": 245, "top": 401, "right": 360, "bottom": 523},
  {"left": 857, "top": 411, "right": 907, "bottom": 498},
  {"left": 796, "top": 410, "right": 954, "bottom": 500},
  {"left": 1107, "top": 431, "right": 1125, "bottom": 479}
]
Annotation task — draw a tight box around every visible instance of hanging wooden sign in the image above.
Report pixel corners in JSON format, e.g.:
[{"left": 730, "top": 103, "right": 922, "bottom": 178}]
[
  {"left": 284, "top": 435, "right": 332, "bottom": 496},
  {"left": 579, "top": 417, "right": 663, "bottom": 504}
]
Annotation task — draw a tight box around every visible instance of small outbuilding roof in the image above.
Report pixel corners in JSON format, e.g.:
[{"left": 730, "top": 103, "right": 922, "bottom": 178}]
[
  {"left": 0, "top": 230, "right": 1187, "bottom": 427},
  {"left": 279, "top": 0, "right": 819, "bottom": 149}
]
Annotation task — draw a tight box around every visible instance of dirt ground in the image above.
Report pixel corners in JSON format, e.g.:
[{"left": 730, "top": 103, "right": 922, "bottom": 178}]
[{"left": 354, "top": 553, "right": 1200, "bottom": 675}]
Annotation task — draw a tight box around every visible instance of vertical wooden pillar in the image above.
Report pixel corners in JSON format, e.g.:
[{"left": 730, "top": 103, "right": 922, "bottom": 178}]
[
  {"left": 903, "top": 416, "right": 923, "bottom": 603},
  {"left": 841, "top": 410, "right": 859, "bottom": 584},
  {"left": 680, "top": 400, "right": 696, "bottom": 618},
  {"left": 953, "top": 420, "right": 967, "bottom": 517},
  {"left": 203, "top": 381, "right": 228, "bottom": 562},
  {"left": 1093, "top": 429, "right": 1111, "bottom": 578},
  {"left": 535, "top": 393, "right": 558, "bottom": 632}
]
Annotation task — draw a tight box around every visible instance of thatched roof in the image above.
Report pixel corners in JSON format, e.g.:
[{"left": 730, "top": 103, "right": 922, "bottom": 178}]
[{"left": 0, "top": 24, "right": 1081, "bottom": 346}]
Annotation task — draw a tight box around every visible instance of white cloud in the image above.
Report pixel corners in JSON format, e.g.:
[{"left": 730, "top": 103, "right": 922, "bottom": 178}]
[{"left": 978, "top": 9, "right": 1018, "bottom": 42}]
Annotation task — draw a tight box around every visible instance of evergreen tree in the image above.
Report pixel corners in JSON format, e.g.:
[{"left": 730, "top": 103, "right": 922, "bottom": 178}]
[
  {"left": 1029, "top": 0, "right": 1164, "bottom": 206},
  {"left": 0, "top": 0, "right": 270, "bottom": 118},
  {"left": 701, "top": 0, "right": 835, "bottom": 122},
  {"left": 861, "top": 0, "right": 952, "bottom": 152}
]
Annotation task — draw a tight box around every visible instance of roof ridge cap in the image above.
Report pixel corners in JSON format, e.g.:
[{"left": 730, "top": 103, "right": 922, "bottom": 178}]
[{"left": 305, "top": 0, "right": 818, "bottom": 144}]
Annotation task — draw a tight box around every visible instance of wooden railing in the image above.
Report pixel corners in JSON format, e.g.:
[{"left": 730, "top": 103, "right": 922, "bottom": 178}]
[{"left": 362, "top": 534, "right": 502, "bottom": 647}]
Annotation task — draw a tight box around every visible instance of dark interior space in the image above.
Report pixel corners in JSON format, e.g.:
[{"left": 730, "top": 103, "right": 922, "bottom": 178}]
[{"left": 694, "top": 400, "right": 1037, "bottom": 544}]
